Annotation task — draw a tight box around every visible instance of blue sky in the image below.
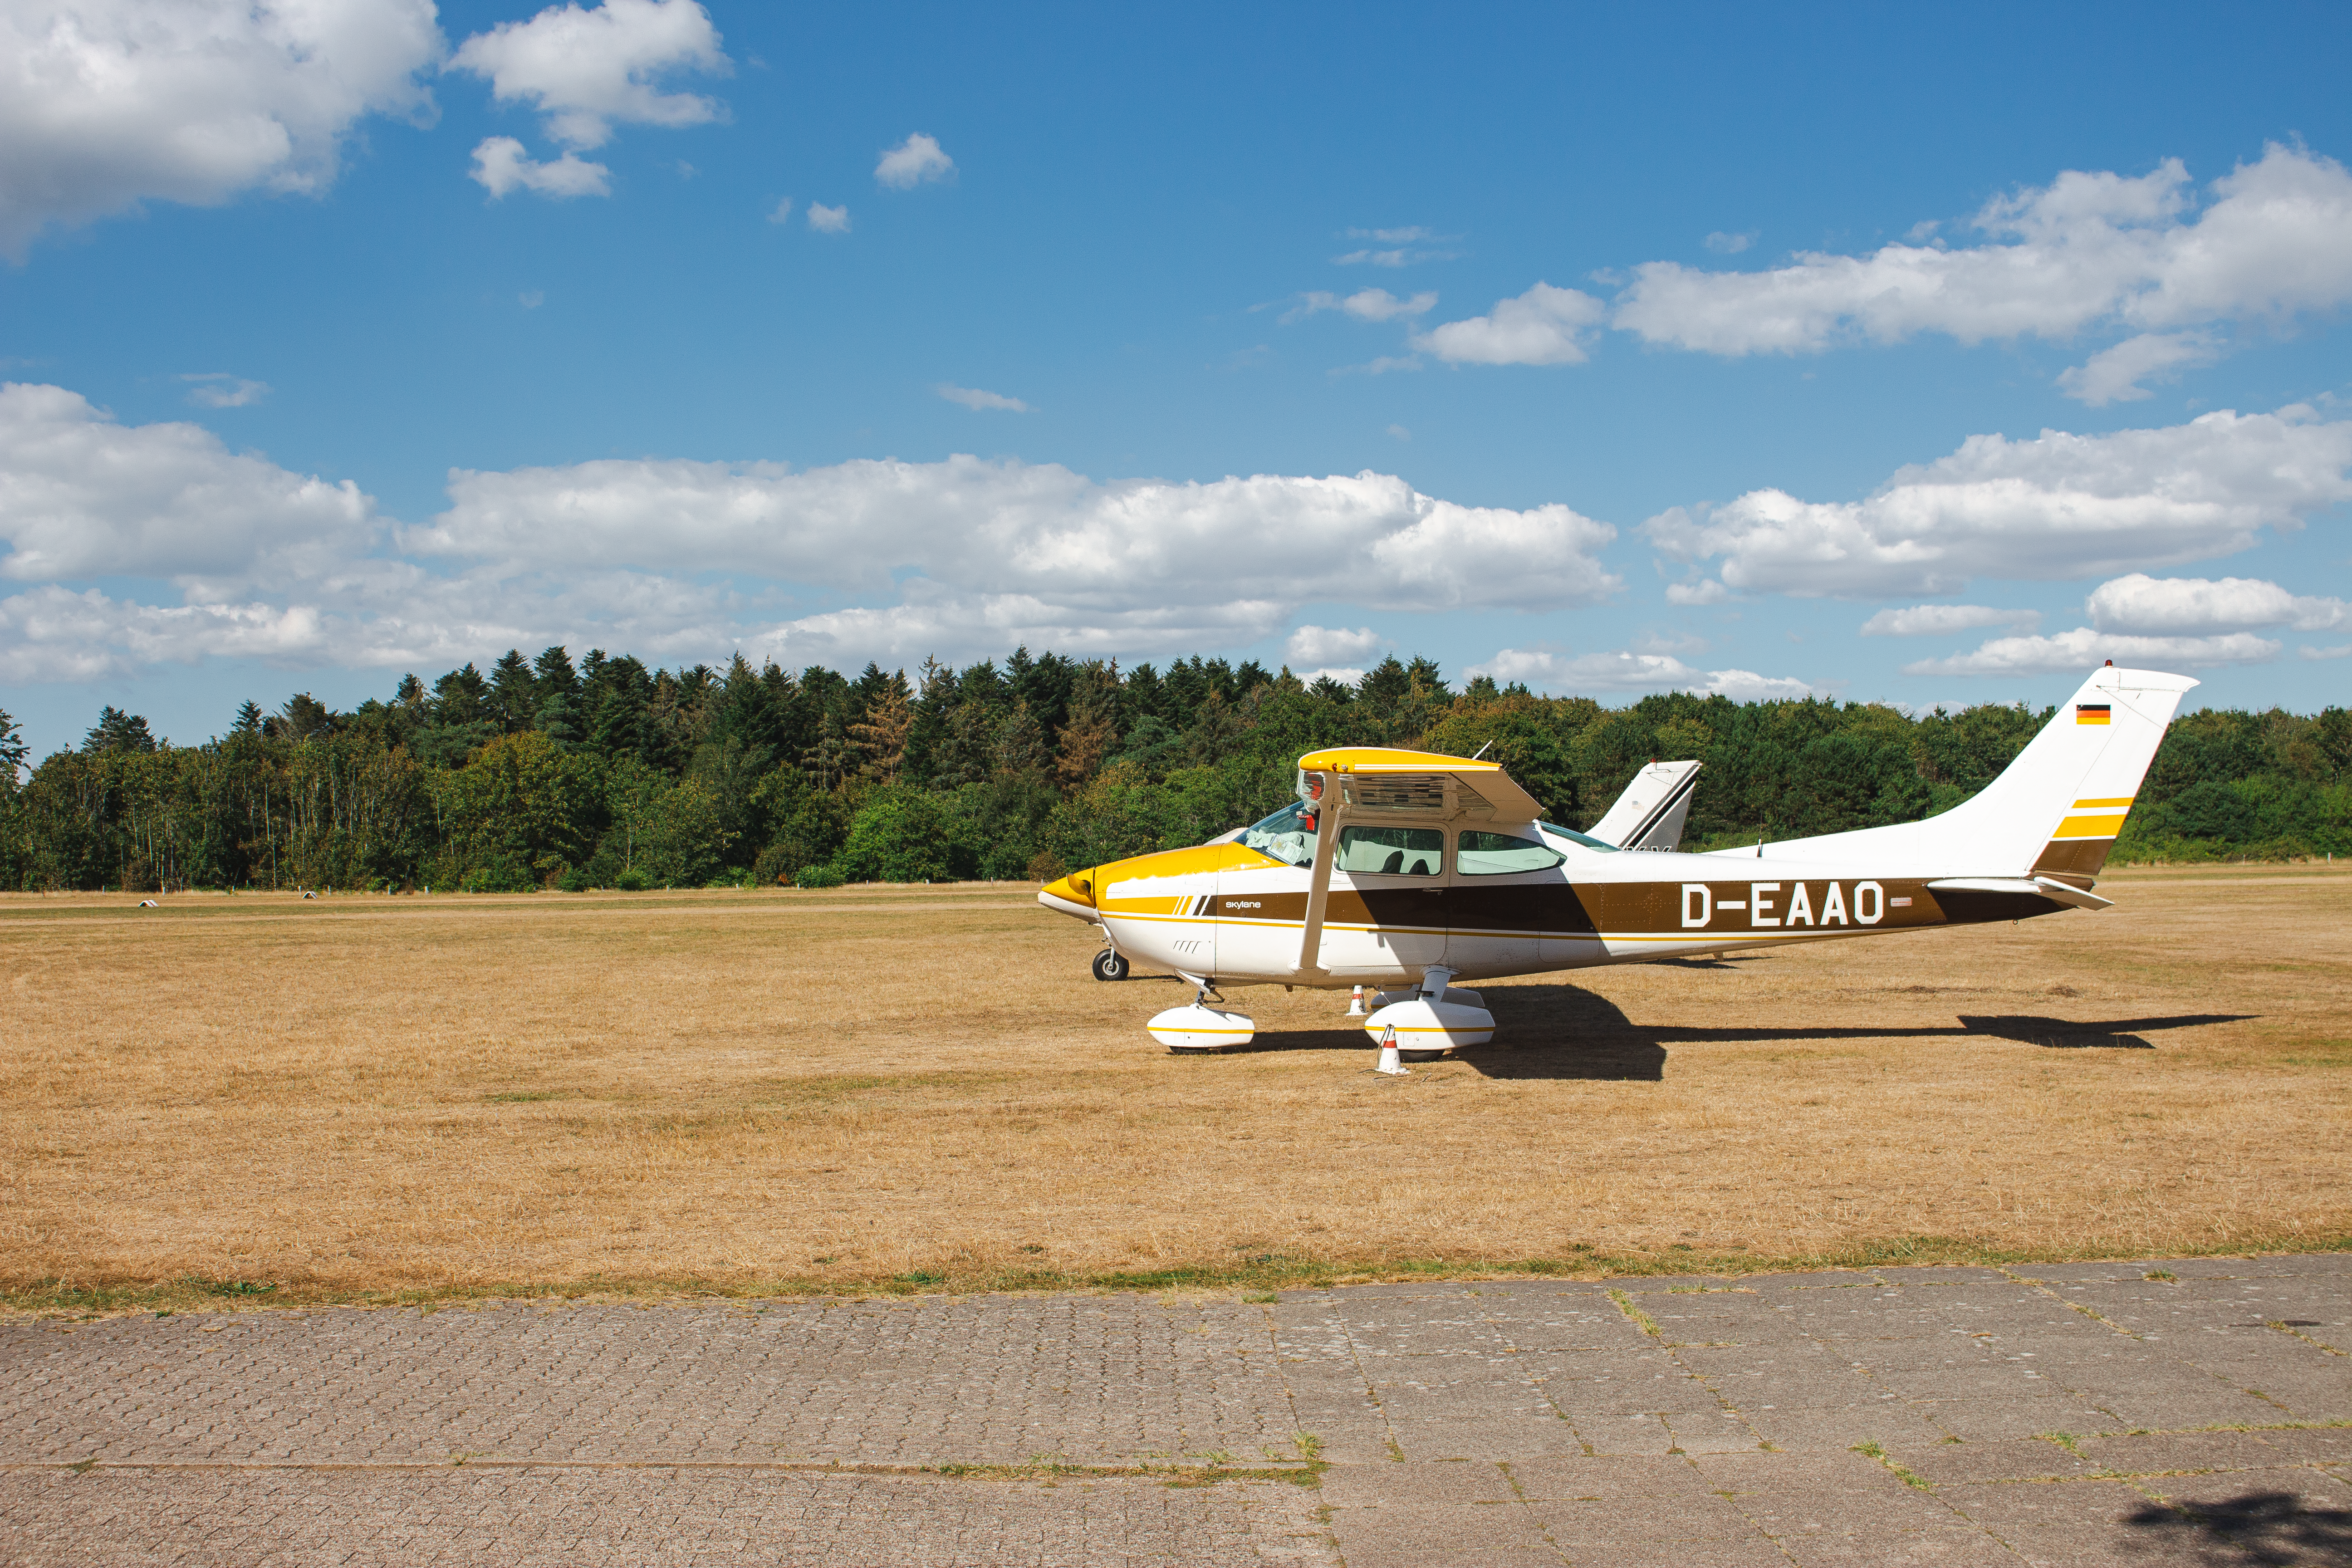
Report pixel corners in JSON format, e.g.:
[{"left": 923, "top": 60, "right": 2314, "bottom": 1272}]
[{"left": 3, "top": 0, "right": 2350, "bottom": 756}]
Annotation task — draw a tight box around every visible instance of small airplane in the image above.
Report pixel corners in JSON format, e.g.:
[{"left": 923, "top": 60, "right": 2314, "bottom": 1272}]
[{"left": 1037, "top": 664, "right": 2195, "bottom": 1056}]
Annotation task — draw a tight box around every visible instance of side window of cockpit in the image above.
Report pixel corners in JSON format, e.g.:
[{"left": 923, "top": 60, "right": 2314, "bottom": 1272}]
[
  {"left": 1456, "top": 830, "right": 1567, "bottom": 875},
  {"left": 1338, "top": 825, "right": 1444, "bottom": 876}
]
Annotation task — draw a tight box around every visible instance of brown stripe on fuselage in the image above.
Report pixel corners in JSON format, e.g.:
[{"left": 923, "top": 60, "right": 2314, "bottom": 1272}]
[{"left": 1213, "top": 877, "right": 2062, "bottom": 940}]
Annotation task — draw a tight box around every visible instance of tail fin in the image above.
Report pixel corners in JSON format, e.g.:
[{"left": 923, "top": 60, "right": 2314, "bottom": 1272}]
[
  {"left": 1742, "top": 666, "right": 2197, "bottom": 878},
  {"left": 1589, "top": 760, "right": 1703, "bottom": 850}
]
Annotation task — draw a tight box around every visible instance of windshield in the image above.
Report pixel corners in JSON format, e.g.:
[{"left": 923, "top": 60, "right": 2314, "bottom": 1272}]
[
  {"left": 1539, "top": 821, "right": 1619, "bottom": 853},
  {"left": 1240, "top": 800, "right": 1317, "bottom": 867}
]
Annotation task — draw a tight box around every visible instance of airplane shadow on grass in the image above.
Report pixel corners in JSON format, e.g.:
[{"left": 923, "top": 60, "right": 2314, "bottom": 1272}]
[{"left": 1228, "top": 979, "right": 2255, "bottom": 1083}]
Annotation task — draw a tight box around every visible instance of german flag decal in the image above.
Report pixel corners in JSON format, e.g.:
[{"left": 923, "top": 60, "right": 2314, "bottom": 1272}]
[{"left": 2076, "top": 703, "right": 2111, "bottom": 725}]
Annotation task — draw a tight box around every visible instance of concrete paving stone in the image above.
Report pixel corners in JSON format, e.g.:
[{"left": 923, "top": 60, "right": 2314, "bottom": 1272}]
[
  {"left": 1384, "top": 1415, "right": 1591, "bottom": 1461},
  {"left": 1551, "top": 1410, "right": 1679, "bottom": 1456},
  {"left": 1526, "top": 1485, "right": 1765, "bottom": 1545},
  {"left": 1318, "top": 1460, "right": 1517, "bottom": 1508},
  {"left": 1690, "top": 1447, "right": 1916, "bottom": 1495},
  {"left": 1910, "top": 1396, "right": 2129, "bottom": 1442},
  {"left": 1738, "top": 1403, "right": 1950, "bottom": 1454},
  {"left": 1320, "top": 1499, "right": 1558, "bottom": 1568},
  {"left": 1604, "top": 1275, "right": 1737, "bottom": 1293},
  {"left": 2126, "top": 1467, "right": 2352, "bottom": 1563},
  {"left": 1658, "top": 1409, "right": 1766, "bottom": 1454},
  {"left": 1508, "top": 1453, "right": 1724, "bottom": 1502},
  {"left": 1553, "top": 1533, "right": 1792, "bottom": 1567},
  {"left": 2064, "top": 1427, "right": 2316, "bottom": 1478},
  {"left": 1874, "top": 1436, "right": 2087, "bottom": 1485},
  {"left": 1934, "top": 1478, "right": 2172, "bottom": 1568},
  {"left": 2253, "top": 1425, "right": 2352, "bottom": 1465}
]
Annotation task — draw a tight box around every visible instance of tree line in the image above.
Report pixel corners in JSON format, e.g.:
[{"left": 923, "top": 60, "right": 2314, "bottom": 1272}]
[{"left": 0, "top": 645, "right": 2345, "bottom": 892}]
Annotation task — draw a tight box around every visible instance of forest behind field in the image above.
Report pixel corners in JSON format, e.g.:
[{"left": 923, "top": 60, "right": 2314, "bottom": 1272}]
[{"left": 1, "top": 647, "right": 2346, "bottom": 893}]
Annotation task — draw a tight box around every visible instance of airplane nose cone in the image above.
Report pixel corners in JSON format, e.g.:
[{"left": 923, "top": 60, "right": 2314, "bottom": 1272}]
[{"left": 1039, "top": 867, "right": 1097, "bottom": 913}]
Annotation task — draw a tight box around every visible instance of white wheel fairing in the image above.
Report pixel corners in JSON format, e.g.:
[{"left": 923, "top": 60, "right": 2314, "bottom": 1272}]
[{"left": 1148, "top": 1004, "right": 1256, "bottom": 1050}]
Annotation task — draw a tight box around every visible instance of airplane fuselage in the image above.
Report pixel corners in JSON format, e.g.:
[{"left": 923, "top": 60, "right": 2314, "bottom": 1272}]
[{"left": 1041, "top": 838, "right": 2066, "bottom": 990}]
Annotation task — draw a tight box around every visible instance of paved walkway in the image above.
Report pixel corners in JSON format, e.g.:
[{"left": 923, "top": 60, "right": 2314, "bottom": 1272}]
[{"left": 3, "top": 1256, "right": 2347, "bottom": 1565}]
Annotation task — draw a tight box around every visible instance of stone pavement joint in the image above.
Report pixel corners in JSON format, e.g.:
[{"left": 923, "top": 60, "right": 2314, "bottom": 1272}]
[{"left": 4, "top": 1254, "right": 2348, "bottom": 1565}]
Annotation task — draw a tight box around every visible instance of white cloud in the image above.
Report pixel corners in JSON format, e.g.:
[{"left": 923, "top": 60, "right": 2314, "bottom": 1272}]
[
  {"left": 936, "top": 384, "right": 1032, "bottom": 413},
  {"left": 1663, "top": 578, "right": 1729, "bottom": 606},
  {"left": 519, "top": 289, "right": 544, "bottom": 309},
  {"left": 765, "top": 196, "right": 793, "bottom": 224},
  {"left": 448, "top": 0, "right": 726, "bottom": 150},
  {"left": 469, "top": 136, "right": 609, "bottom": 198},
  {"left": 0, "top": 382, "right": 376, "bottom": 584},
  {"left": 2302, "top": 643, "right": 2352, "bottom": 662},
  {"left": 1385, "top": 423, "right": 1410, "bottom": 441},
  {"left": 1333, "top": 228, "right": 1462, "bottom": 267},
  {"left": 181, "top": 373, "right": 269, "bottom": 409},
  {"left": 875, "top": 132, "right": 953, "bottom": 189},
  {"left": 1284, "top": 289, "right": 1438, "bottom": 324},
  {"left": 1702, "top": 230, "right": 1754, "bottom": 255},
  {"left": 1413, "top": 282, "right": 1605, "bottom": 366},
  {"left": 1902, "top": 627, "right": 2281, "bottom": 676},
  {"left": 1610, "top": 145, "right": 2352, "bottom": 401},
  {"left": 1286, "top": 625, "right": 1383, "bottom": 665},
  {"left": 412, "top": 458, "right": 1621, "bottom": 614},
  {"left": 2055, "top": 331, "right": 2221, "bottom": 405},
  {"left": 1471, "top": 647, "right": 1814, "bottom": 701},
  {"left": 1860, "top": 604, "right": 2040, "bottom": 636},
  {"left": 1644, "top": 406, "right": 2352, "bottom": 598},
  {"left": 1292, "top": 666, "right": 1367, "bottom": 686},
  {"left": 806, "top": 202, "right": 849, "bottom": 233},
  {"left": 0, "top": 0, "right": 443, "bottom": 257},
  {"left": 2085, "top": 572, "right": 2349, "bottom": 634},
  {"left": 0, "top": 380, "right": 1629, "bottom": 681}
]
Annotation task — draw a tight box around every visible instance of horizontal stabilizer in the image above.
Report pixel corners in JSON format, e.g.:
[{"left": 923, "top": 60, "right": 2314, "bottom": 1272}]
[{"left": 1927, "top": 876, "right": 2116, "bottom": 911}]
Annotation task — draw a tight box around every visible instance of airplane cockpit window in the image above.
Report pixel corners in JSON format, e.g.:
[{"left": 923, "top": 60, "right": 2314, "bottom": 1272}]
[
  {"left": 1539, "top": 821, "right": 1620, "bottom": 853},
  {"left": 1338, "top": 825, "right": 1443, "bottom": 876},
  {"left": 1239, "top": 800, "right": 1317, "bottom": 866},
  {"left": 1457, "top": 830, "right": 1567, "bottom": 875}
]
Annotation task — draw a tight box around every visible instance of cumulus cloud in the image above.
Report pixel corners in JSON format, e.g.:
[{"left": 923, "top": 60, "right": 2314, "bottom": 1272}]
[
  {"left": 0, "top": 382, "right": 376, "bottom": 584},
  {"left": 1702, "top": 230, "right": 1754, "bottom": 255},
  {"left": 2055, "top": 331, "right": 2221, "bottom": 405},
  {"left": 875, "top": 132, "right": 953, "bottom": 189},
  {"left": 411, "top": 458, "right": 1622, "bottom": 616},
  {"left": 1610, "top": 145, "right": 2352, "bottom": 400},
  {"left": 449, "top": 0, "right": 726, "bottom": 150},
  {"left": 468, "top": 136, "right": 609, "bottom": 198},
  {"left": 0, "top": 380, "right": 1624, "bottom": 681},
  {"left": 2085, "top": 572, "right": 2349, "bottom": 634},
  {"left": 181, "top": 373, "right": 269, "bottom": 409},
  {"left": 806, "top": 202, "right": 849, "bottom": 233},
  {"left": 1860, "top": 604, "right": 2040, "bottom": 636},
  {"left": 0, "top": 0, "right": 444, "bottom": 256},
  {"left": 765, "top": 196, "right": 792, "bottom": 224},
  {"left": 1286, "top": 625, "right": 1383, "bottom": 666},
  {"left": 1644, "top": 406, "right": 2352, "bottom": 598},
  {"left": 1902, "top": 628, "right": 2281, "bottom": 677},
  {"left": 1663, "top": 578, "right": 1730, "bottom": 606},
  {"left": 1283, "top": 288, "right": 1438, "bottom": 324},
  {"left": 1471, "top": 647, "right": 1814, "bottom": 701},
  {"left": 935, "top": 384, "right": 1032, "bottom": 413},
  {"left": 1413, "top": 282, "right": 1605, "bottom": 366}
]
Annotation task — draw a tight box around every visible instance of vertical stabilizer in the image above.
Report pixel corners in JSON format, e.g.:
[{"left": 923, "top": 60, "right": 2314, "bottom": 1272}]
[
  {"left": 1735, "top": 666, "right": 2197, "bottom": 877},
  {"left": 1589, "top": 760, "right": 1704, "bottom": 850}
]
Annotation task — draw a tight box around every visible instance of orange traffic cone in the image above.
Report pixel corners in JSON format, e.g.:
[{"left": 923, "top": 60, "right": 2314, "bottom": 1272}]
[
  {"left": 1347, "top": 985, "right": 1366, "bottom": 1017},
  {"left": 1375, "top": 1023, "right": 1408, "bottom": 1075}
]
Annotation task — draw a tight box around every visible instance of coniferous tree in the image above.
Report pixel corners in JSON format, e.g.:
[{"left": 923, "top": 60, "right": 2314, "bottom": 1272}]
[
  {"left": 487, "top": 650, "right": 538, "bottom": 732},
  {"left": 0, "top": 706, "right": 26, "bottom": 777},
  {"left": 231, "top": 700, "right": 265, "bottom": 735},
  {"left": 83, "top": 706, "right": 157, "bottom": 754}
]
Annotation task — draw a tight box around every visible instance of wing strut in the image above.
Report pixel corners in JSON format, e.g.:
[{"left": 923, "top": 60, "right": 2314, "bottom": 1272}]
[{"left": 1294, "top": 773, "right": 1343, "bottom": 978}]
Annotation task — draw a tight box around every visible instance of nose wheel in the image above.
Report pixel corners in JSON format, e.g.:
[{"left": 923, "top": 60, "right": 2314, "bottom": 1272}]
[{"left": 1091, "top": 947, "right": 1131, "bottom": 982}]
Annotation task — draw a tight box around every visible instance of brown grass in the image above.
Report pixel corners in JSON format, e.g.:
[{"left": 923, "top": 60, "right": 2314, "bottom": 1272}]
[{"left": 3, "top": 865, "right": 2348, "bottom": 1308}]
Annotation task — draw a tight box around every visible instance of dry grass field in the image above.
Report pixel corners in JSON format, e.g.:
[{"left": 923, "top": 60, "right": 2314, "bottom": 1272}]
[{"left": 3, "top": 865, "right": 2348, "bottom": 1308}]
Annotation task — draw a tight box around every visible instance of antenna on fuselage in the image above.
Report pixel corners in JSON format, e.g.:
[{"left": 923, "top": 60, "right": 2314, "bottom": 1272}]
[{"left": 1469, "top": 740, "right": 1493, "bottom": 761}]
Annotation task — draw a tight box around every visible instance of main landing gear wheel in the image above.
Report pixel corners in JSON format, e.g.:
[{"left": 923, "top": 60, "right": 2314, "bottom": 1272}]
[{"left": 1091, "top": 948, "right": 1131, "bottom": 982}]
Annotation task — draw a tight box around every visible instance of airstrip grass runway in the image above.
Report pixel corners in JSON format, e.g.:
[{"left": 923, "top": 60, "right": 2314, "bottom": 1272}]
[{"left": 1, "top": 864, "right": 2348, "bottom": 1306}]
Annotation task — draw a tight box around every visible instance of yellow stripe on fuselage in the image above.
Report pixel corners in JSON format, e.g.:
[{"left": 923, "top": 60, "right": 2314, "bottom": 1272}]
[
  {"left": 2052, "top": 813, "right": 2127, "bottom": 838},
  {"left": 2073, "top": 797, "right": 2133, "bottom": 808}
]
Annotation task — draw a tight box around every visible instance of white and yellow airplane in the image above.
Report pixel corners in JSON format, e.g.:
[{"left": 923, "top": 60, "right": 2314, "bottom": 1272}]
[{"left": 1038, "top": 664, "right": 2195, "bottom": 1056}]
